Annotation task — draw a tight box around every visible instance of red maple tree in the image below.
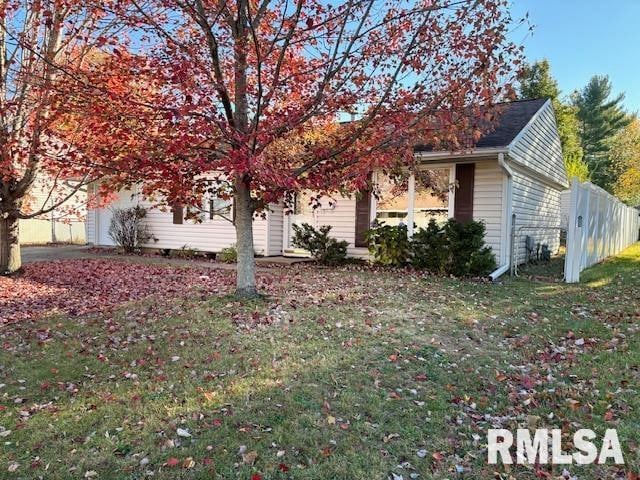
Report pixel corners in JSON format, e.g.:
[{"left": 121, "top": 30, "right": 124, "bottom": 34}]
[
  {"left": 0, "top": 0, "right": 146, "bottom": 274},
  {"left": 3, "top": 0, "right": 524, "bottom": 297},
  {"left": 115, "top": 0, "right": 523, "bottom": 297}
]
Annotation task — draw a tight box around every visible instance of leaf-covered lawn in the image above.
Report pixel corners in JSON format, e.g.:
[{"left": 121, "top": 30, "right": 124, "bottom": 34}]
[
  {"left": 0, "top": 259, "right": 235, "bottom": 323},
  {"left": 0, "top": 246, "right": 639, "bottom": 479}
]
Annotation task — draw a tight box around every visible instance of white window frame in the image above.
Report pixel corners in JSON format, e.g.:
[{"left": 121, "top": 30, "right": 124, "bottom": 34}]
[
  {"left": 201, "top": 180, "right": 233, "bottom": 223},
  {"left": 371, "top": 164, "right": 456, "bottom": 232}
]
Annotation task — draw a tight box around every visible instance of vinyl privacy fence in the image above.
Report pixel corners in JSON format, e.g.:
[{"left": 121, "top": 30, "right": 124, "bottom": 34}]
[{"left": 563, "top": 179, "right": 640, "bottom": 282}]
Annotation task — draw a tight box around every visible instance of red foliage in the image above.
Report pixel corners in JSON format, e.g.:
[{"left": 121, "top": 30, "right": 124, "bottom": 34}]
[
  {"left": 0, "top": 259, "right": 234, "bottom": 324},
  {"left": 111, "top": 0, "right": 524, "bottom": 205}
]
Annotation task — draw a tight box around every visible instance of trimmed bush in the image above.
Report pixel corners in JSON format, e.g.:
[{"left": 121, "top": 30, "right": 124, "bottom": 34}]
[
  {"left": 218, "top": 245, "right": 238, "bottom": 263},
  {"left": 291, "top": 223, "right": 348, "bottom": 266},
  {"left": 368, "top": 219, "right": 497, "bottom": 276},
  {"left": 366, "top": 223, "right": 411, "bottom": 267},
  {"left": 469, "top": 246, "right": 498, "bottom": 276},
  {"left": 108, "top": 206, "right": 153, "bottom": 253},
  {"left": 410, "top": 219, "right": 447, "bottom": 273},
  {"left": 442, "top": 219, "right": 496, "bottom": 276}
]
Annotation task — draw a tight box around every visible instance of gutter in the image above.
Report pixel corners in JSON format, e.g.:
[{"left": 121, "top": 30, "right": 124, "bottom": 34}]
[
  {"left": 490, "top": 152, "right": 514, "bottom": 281},
  {"left": 414, "top": 147, "right": 509, "bottom": 162}
]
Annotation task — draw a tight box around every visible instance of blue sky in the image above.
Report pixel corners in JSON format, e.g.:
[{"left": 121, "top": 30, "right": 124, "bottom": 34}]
[{"left": 510, "top": 0, "right": 639, "bottom": 113}]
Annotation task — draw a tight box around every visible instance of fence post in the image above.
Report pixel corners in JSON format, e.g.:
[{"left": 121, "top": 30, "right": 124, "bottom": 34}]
[
  {"left": 565, "top": 179, "right": 580, "bottom": 282},
  {"left": 580, "top": 184, "right": 590, "bottom": 272}
]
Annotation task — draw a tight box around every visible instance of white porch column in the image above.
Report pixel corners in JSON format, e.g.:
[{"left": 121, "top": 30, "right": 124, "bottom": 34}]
[{"left": 407, "top": 173, "right": 416, "bottom": 238}]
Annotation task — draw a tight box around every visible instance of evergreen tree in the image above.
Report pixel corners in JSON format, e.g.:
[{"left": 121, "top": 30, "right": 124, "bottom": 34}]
[
  {"left": 572, "top": 75, "right": 631, "bottom": 188},
  {"left": 519, "top": 60, "right": 588, "bottom": 181},
  {"left": 610, "top": 118, "right": 640, "bottom": 205},
  {"left": 520, "top": 60, "right": 560, "bottom": 99}
]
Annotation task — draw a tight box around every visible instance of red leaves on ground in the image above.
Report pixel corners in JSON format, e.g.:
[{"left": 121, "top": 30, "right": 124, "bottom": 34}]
[{"left": 0, "top": 259, "right": 234, "bottom": 323}]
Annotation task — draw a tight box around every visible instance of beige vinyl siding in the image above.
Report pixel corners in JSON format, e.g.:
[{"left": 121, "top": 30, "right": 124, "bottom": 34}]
[
  {"left": 472, "top": 160, "right": 504, "bottom": 262},
  {"left": 511, "top": 168, "right": 563, "bottom": 263},
  {"left": 560, "top": 189, "right": 571, "bottom": 230},
  {"left": 508, "top": 101, "right": 568, "bottom": 188},
  {"left": 266, "top": 203, "right": 284, "bottom": 256},
  {"left": 89, "top": 189, "right": 269, "bottom": 254},
  {"left": 314, "top": 195, "right": 370, "bottom": 257},
  {"left": 138, "top": 195, "right": 268, "bottom": 254}
]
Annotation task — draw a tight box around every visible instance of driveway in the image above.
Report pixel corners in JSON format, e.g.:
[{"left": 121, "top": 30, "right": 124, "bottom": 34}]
[{"left": 21, "top": 245, "right": 96, "bottom": 263}]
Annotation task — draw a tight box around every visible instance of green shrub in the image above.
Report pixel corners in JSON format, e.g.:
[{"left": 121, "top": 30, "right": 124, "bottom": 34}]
[
  {"left": 469, "top": 246, "right": 498, "bottom": 276},
  {"left": 442, "top": 219, "right": 496, "bottom": 276},
  {"left": 410, "top": 219, "right": 447, "bottom": 273},
  {"left": 218, "top": 245, "right": 237, "bottom": 263},
  {"left": 291, "top": 223, "right": 348, "bottom": 266},
  {"left": 366, "top": 223, "right": 411, "bottom": 267},
  {"left": 171, "top": 245, "right": 200, "bottom": 259},
  {"left": 365, "top": 219, "right": 496, "bottom": 276}
]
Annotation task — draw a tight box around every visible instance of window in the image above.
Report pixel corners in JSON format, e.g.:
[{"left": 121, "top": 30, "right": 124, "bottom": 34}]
[
  {"left": 207, "top": 195, "right": 233, "bottom": 220},
  {"left": 203, "top": 180, "right": 233, "bottom": 221},
  {"left": 375, "top": 168, "right": 451, "bottom": 229}
]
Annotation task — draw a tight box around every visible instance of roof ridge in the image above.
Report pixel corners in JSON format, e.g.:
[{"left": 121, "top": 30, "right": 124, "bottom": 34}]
[{"left": 494, "top": 97, "right": 549, "bottom": 106}]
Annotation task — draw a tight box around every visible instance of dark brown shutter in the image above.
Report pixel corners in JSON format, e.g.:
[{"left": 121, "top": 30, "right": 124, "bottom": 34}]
[
  {"left": 454, "top": 163, "right": 475, "bottom": 223},
  {"left": 354, "top": 189, "right": 371, "bottom": 247},
  {"left": 172, "top": 203, "right": 184, "bottom": 225}
]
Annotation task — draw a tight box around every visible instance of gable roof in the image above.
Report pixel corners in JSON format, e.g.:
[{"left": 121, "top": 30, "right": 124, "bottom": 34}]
[{"left": 414, "top": 98, "right": 549, "bottom": 152}]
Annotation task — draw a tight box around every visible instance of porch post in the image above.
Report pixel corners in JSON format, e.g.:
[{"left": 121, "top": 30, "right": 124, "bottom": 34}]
[{"left": 407, "top": 173, "right": 416, "bottom": 238}]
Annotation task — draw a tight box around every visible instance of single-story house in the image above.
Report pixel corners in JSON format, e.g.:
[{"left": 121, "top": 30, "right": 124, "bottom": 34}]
[{"left": 87, "top": 98, "right": 568, "bottom": 278}]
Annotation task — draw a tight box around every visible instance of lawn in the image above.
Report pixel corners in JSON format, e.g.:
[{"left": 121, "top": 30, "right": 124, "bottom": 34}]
[{"left": 1, "top": 245, "right": 639, "bottom": 479}]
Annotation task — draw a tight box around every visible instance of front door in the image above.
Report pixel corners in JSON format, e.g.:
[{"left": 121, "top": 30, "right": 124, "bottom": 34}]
[{"left": 285, "top": 191, "right": 316, "bottom": 254}]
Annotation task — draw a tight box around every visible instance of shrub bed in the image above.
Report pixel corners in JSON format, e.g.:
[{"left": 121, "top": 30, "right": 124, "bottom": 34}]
[{"left": 367, "top": 219, "right": 497, "bottom": 276}]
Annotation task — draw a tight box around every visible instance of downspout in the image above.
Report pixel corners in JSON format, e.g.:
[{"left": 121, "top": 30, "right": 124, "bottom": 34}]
[{"left": 490, "top": 152, "right": 514, "bottom": 280}]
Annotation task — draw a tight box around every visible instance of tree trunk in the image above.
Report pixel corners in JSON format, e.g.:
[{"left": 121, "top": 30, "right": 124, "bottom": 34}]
[
  {"left": 234, "top": 180, "right": 258, "bottom": 298},
  {"left": 0, "top": 214, "right": 21, "bottom": 275}
]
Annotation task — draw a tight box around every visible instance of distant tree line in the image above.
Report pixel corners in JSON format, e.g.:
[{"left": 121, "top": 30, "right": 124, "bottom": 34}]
[{"left": 519, "top": 60, "right": 639, "bottom": 206}]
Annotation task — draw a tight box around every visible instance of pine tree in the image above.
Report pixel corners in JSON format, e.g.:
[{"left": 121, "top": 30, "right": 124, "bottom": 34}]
[
  {"left": 519, "top": 60, "right": 588, "bottom": 181},
  {"left": 572, "top": 75, "right": 631, "bottom": 188}
]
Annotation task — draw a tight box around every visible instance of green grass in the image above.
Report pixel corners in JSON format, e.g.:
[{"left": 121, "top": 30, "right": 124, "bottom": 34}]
[{"left": 1, "top": 244, "right": 640, "bottom": 479}]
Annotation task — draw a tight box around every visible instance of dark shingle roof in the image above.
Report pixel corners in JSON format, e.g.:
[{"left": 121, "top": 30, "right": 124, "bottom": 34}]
[{"left": 414, "top": 98, "right": 549, "bottom": 152}]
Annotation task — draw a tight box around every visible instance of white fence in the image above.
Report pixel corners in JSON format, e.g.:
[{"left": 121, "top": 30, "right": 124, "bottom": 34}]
[
  {"left": 19, "top": 218, "right": 86, "bottom": 245},
  {"left": 563, "top": 179, "right": 640, "bottom": 282}
]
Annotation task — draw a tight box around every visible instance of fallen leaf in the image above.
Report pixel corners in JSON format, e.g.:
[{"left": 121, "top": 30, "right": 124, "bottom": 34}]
[{"left": 242, "top": 451, "right": 258, "bottom": 465}]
